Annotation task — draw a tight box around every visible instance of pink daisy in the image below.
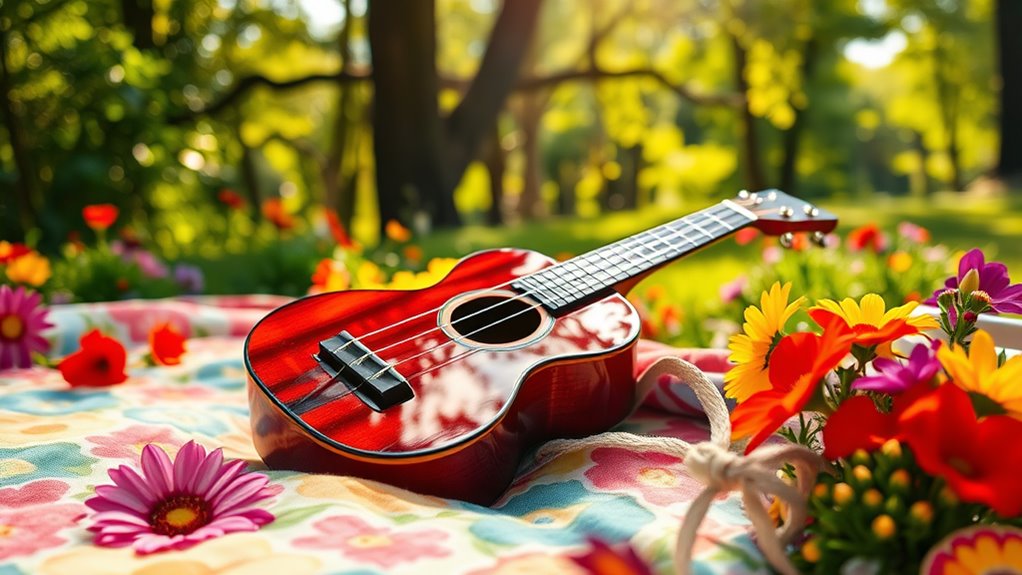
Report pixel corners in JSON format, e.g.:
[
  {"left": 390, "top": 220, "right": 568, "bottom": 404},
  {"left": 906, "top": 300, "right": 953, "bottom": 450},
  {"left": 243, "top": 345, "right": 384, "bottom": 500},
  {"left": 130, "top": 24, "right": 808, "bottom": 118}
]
[
  {"left": 0, "top": 284, "right": 52, "bottom": 370},
  {"left": 85, "top": 440, "right": 276, "bottom": 555}
]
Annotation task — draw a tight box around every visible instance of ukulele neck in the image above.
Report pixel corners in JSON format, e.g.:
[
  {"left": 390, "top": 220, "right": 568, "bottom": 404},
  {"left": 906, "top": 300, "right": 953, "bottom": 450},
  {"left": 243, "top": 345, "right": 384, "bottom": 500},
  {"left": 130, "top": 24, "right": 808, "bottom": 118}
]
[{"left": 512, "top": 200, "right": 757, "bottom": 314}]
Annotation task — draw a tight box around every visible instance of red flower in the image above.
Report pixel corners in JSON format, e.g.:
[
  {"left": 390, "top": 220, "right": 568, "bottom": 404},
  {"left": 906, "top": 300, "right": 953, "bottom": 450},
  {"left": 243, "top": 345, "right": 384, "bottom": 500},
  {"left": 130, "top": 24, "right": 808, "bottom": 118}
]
[
  {"left": 325, "top": 210, "right": 354, "bottom": 248},
  {"left": 846, "top": 223, "right": 887, "bottom": 253},
  {"left": 58, "top": 329, "right": 128, "bottom": 387},
  {"left": 83, "top": 204, "right": 119, "bottom": 231},
  {"left": 571, "top": 537, "right": 653, "bottom": 575},
  {"left": 217, "top": 188, "right": 245, "bottom": 210},
  {"left": 0, "top": 241, "right": 31, "bottom": 264},
  {"left": 148, "top": 322, "right": 186, "bottom": 366},
  {"left": 899, "top": 384, "right": 1022, "bottom": 517},
  {"left": 731, "top": 317, "right": 854, "bottom": 453},
  {"left": 734, "top": 227, "right": 761, "bottom": 246},
  {"left": 262, "top": 198, "right": 294, "bottom": 230},
  {"left": 821, "top": 382, "right": 933, "bottom": 459}
]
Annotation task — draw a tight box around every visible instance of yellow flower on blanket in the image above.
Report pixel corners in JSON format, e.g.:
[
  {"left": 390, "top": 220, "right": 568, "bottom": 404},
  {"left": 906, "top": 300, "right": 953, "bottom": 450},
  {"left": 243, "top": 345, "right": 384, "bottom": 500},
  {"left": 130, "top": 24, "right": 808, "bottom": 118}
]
[
  {"left": 724, "top": 282, "right": 805, "bottom": 402},
  {"left": 920, "top": 525, "right": 1022, "bottom": 575},
  {"left": 0, "top": 412, "right": 114, "bottom": 447},
  {"left": 295, "top": 474, "right": 446, "bottom": 514}
]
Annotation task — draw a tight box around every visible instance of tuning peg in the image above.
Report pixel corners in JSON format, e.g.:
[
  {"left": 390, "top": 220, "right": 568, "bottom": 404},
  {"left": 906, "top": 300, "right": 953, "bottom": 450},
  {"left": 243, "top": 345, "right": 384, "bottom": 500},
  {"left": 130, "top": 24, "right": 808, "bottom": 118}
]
[
  {"left": 811, "top": 231, "right": 827, "bottom": 247},
  {"left": 803, "top": 205, "right": 820, "bottom": 217},
  {"left": 779, "top": 232, "right": 795, "bottom": 248},
  {"left": 738, "top": 189, "right": 750, "bottom": 200},
  {"left": 778, "top": 206, "right": 794, "bottom": 218}
]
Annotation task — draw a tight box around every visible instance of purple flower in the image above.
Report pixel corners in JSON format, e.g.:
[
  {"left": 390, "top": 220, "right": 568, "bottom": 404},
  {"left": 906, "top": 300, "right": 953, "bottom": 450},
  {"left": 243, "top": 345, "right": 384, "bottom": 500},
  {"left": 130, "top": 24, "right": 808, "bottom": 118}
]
[
  {"left": 928, "top": 249, "right": 1022, "bottom": 314},
  {"left": 85, "top": 441, "right": 275, "bottom": 554},
  {"left": 173, "top": 264, "right": 205, "bottom": 294},
  {"left": 852, "top": 341, "right": 942, "bottom": 394}
]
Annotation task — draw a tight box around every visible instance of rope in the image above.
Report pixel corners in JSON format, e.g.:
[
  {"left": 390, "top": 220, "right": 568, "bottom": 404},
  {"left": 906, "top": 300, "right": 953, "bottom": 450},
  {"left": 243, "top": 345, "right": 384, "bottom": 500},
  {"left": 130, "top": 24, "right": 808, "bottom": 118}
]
[{"left": 531, "top": 355, "right": 823, "bottom": 575}]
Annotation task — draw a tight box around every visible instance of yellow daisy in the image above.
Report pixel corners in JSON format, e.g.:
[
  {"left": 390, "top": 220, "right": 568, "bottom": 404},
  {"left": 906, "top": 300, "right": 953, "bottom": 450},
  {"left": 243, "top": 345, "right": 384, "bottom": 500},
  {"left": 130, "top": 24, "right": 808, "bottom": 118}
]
[
  {"left": 724, "top": 282, "right": 805, "bottom": 402},
  {"left": 808, "top": 294, "right": 938, "bottom": 347},
  {"left": 938, "top": 329, "right": 1022, "bottom": 421}
]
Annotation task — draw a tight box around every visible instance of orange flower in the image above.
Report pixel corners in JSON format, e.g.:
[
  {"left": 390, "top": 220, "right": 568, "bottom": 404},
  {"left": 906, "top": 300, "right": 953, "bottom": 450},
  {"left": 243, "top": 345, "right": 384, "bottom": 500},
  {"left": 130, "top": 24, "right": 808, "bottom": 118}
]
[
  {"left": 5, "top": 251, "right": 51, "bottom": 286},
  {"left": 262, "top": 198, "right": 294, "bottom": 230},
  {"left": 58, "top": 329, "right": 128, "bottom": 387},
  {"left": 808, "top": 294, "right": 938, "bottom": 348},
  {"left": 384, "top": 220, "right": 412, "bottom": 243},
  {"left": 731, "top": 317, "right": 854, "bottom": 453},
  {"left": 149, "top": 323, "right": 186, "bottom": 366},
  {"left": 402, "top": 245, "right": 423, "bottom": 263},
  {"left": 83, "top": 204, "right": 119, "bottom": 231},
  {"left": 734, "top": 228, "right": 761, "bottom": 246},
  {"left": 309, "top": 258, "right": 350, "bottom": 294}
]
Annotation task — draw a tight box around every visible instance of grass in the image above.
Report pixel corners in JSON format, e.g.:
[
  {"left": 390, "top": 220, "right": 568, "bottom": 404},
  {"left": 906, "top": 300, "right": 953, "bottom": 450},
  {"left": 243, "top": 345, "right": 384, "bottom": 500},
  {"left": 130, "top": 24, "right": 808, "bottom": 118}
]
[{"left": 418, "top": 192, "right": 1022, "bottom": 305}]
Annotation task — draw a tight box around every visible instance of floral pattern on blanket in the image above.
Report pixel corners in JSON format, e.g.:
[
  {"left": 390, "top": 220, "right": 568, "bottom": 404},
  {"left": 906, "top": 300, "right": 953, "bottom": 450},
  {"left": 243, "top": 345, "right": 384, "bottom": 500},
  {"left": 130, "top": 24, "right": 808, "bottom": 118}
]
[{"left": 0, "top": 297, "right": 764, "bottom": 574}]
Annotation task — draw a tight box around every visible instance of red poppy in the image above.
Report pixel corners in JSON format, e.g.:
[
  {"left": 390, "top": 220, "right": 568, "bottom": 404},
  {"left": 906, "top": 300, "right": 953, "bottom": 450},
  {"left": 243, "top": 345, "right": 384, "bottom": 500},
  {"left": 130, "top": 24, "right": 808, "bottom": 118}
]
[
  {"left": 325, "top": 210, "right": 354, "bottom": 248},
  {"left": 262, "top": 198, "right": 294, "bottom": 230},
  {"left": 846, "top": 223, "right": 887, "bottom": 253},
  {"left": 58, "top": 329, "right": 128, "bottom": 387},
  {"left": 148, "top": 322, "right": 186, "bottom": 366},
  {"left": 821, "top": 382, "right": 933, "bottom": 459},
  {"left": 899, "top": 384, "right": 1022, "bottom": 517},
  {"left": 734, "top": 227, "right": 761, "bottom": 246},
  {"left": 218, "top": 188, "right": 245, "bottom": 210},
  {"left": 731, "top": 317, "right": 854, "bottom": 453},
  {"left": 83, "top": 204, "right": 119, "bottom": 231}
]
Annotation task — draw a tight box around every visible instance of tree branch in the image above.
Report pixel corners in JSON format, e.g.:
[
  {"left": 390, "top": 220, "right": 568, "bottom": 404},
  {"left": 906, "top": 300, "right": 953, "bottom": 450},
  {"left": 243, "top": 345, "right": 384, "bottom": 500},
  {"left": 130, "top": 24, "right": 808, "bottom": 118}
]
[
  {"left": 169, "top": 68, "right": 371, "bottom": 124},
  {"left": 441, "top": 67, "right": 742, "bottom": 108}
]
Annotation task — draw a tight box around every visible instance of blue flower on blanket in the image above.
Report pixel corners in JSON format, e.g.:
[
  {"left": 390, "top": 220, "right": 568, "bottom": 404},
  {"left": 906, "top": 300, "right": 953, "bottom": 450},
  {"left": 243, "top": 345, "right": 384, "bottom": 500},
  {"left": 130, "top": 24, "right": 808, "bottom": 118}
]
[
  {"left": 0, "top": 443, "right": 97, "bottom": 484},
  {"left": 123, "top": 406, "right": 231, "bottom": 436},
  {"left": 464, "top": 480, "right": 654, "bottom": 546},
  {"left": 0, "top": 389, "right": 116, "bottom": 415},
  {"left": 194, "top": 359, "right": 247, "bottom": 390}
]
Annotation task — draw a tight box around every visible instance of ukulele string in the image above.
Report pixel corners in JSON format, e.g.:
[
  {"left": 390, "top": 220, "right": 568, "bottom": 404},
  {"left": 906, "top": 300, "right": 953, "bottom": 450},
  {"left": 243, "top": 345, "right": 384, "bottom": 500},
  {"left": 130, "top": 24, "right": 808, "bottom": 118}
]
[
  {"left": 341, "top": 203, "right": 741, "bottom": 372},
  {"left": 369, "top": 207, "right": 750, "bottom": 383}
]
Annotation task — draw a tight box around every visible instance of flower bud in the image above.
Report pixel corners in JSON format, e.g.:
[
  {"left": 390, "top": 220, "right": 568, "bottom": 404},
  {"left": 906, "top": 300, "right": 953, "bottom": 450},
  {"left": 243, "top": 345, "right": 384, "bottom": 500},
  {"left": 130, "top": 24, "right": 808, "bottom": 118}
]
[
  {"left": 852, "top": 465, "right": 873, "bottom": 485},
  {"left": 909, "top": 501, "right": 934, "bottom": 524},
  {"left": 959, "top": 268, "right": 980, "bottom": 296},
  {"left": 862, "top": 488, "right": 883, "bottom": 507},
  {"left": 889, "top": 469, "right": 911, "bottom": 490},
  {"left": 813, "top": 482, "right": 829, "bottom": 499},
  {"left": 937, "top": 288, "right": 958, "bottom": 311},
  {"left": 939, "top": 485, "right": 958, "bottom": 506},
  {"left": 850, "top": 450, "right": 871, "bottom": 466},
  {"left": 880, "top": 439, "right": 902, "bottom": 458},
  {"left": 963, "top": 311, "right": 978, "bottom": 324},
  {"left": 802, "top": 537, "right": 822, "bottom": 563},
  {"left": 833, "top": 482, "right": 854, "bottom": 506},
  {"left": 966, "top": 290, "right": 993, "bottom": 315},
  {"left": 872, "top": 514, "right": 896, "bottom": 539}
]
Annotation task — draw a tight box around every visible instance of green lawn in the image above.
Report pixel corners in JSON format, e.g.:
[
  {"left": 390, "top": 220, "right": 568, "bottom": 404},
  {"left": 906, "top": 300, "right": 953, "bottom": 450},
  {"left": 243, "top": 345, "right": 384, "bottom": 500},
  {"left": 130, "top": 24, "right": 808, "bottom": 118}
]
[{"left": 419, "top": 192, "right": 1022, "bottom": 305}]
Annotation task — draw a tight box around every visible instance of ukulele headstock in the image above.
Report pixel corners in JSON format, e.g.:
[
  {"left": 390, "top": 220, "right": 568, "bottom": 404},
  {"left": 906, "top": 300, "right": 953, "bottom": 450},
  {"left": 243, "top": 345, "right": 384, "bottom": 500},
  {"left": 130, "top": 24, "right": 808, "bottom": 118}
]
[{"left": 729, "top": 189, "right": 837, "bottom": 239}]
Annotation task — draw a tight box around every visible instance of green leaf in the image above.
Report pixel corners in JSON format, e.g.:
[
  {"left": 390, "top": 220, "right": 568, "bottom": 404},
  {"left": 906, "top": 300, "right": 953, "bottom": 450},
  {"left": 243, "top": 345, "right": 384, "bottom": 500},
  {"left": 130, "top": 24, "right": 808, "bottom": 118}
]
[{"left": 264, "top": 504, "right": 332, "bottom": 530}]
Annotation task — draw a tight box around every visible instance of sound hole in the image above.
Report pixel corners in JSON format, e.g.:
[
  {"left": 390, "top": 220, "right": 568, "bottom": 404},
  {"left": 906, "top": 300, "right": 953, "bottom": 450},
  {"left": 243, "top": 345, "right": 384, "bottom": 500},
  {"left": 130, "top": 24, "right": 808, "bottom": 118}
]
[{"left": 449, "top": 296, "right": 542, "bottom": 345}]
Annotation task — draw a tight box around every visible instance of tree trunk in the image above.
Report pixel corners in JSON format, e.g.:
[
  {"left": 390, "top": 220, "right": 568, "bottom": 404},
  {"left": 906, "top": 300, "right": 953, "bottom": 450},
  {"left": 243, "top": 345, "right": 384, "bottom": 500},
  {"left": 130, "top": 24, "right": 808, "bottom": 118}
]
[
  {"left": 731, "top": 34, "right": 767, "bottom": 193},
  {"left": 0, "top": 28, "right": 38, "bottom": 237},
  {"left": 121, "top": 0, "right": 155, "bottom": 50},
  {"left": 369, "top": 0, "right": 451, "bottom": 231},
  {"left": 481, "top": 124, "right": 506, "bottom": 226},
  {"left": 324, "top": 0, "right": 361, "bottom": 230},
  {"left": 997, "top": 0, "right": 1022, "bottom": 178},
  {"left": 516, "top": 96, "right": 547, "bottom": 220},
  {"left": 779, "top": 37, "right": 818, "bottom": 195}
]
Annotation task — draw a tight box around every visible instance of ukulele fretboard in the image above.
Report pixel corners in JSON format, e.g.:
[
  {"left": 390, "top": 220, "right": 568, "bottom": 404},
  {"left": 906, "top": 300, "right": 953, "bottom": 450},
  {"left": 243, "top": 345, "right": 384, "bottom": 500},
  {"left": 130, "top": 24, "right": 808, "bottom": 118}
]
[{"left": 512, "top": 201, "right": 755, "bottom": 314}]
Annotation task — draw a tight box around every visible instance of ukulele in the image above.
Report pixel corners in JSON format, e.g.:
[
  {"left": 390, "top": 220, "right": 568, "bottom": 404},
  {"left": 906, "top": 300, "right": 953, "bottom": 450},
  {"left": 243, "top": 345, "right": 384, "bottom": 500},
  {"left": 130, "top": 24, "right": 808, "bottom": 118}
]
[{"left": 245, "top": 190, "right": 836, "bottom": 504}]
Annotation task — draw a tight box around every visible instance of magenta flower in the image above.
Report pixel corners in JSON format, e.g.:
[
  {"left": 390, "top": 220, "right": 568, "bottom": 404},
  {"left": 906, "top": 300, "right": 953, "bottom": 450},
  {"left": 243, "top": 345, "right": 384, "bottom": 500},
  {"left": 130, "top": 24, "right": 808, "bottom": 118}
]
[
  {"left": 85, "top": 440, "right": 275, "bottom": 555},
  {"left": 293, "top": 515, "right": 450, "bottom": 568},
  {"left": 719, "top": 275, "right": 747, "bottom": 304},
  {"left": 853, "top": 341, "right": 942, "bottom": 394},
  {"left": 0, "top": 284, "right": 53, "bottom": 370},
  {"left": 928, "top": 249, "right": 1022, "bottom": 314}
]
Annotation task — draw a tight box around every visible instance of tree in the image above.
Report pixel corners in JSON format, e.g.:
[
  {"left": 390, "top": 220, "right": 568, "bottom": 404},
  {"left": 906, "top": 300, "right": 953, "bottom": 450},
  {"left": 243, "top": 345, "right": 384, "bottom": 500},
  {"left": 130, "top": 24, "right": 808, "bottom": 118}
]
[{"left": 996, "top": 0, "right": 1022, "bottom": 180}]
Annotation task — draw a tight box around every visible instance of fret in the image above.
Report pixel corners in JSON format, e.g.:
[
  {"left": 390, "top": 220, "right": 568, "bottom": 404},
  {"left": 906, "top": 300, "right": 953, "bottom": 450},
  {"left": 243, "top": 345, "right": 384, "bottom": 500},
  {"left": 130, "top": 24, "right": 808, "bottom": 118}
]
[{"left": 512, "top": 200, "right": 757, "bottom": 314}]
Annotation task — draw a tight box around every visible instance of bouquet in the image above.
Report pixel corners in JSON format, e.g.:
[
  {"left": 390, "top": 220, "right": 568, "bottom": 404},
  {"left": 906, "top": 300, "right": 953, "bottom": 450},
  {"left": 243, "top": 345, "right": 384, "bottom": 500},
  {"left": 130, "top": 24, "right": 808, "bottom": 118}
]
[{"left": 726, "top": 249, "right": 1022, "bottom": 574}]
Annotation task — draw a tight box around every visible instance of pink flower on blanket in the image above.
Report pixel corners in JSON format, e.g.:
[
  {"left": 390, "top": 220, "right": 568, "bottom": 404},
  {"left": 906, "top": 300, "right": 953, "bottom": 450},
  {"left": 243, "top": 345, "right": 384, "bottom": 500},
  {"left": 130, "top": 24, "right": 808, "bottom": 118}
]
[
  {"left": 293, "top": 515, "right": 450, "bottom": 568},
  {"left": 86, "top": 425, "right": 185, "bottom": 460},
  {"left": 0, "top": 480, "right": 85, "bottom": 560},
  {"left": 585, "top": 447, "right": 706, "bottom": 507}
]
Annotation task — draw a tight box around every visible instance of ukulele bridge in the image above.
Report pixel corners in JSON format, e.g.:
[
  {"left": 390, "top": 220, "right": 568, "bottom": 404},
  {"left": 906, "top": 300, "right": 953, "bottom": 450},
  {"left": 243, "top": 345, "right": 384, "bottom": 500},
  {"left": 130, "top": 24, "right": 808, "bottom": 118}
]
[{"left": 314, "top": 331, "right": 414, "bottom": 412}]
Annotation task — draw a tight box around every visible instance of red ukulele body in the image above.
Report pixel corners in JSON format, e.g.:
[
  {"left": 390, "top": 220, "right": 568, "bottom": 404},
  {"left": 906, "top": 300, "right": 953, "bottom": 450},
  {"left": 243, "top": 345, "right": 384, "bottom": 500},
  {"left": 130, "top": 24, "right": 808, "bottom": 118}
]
[
  {"left": 245, "top": 191, "right": 836, "bottom": 504},
  {"left": 247, "top": 249, "right": 640, "bottom": 504}
]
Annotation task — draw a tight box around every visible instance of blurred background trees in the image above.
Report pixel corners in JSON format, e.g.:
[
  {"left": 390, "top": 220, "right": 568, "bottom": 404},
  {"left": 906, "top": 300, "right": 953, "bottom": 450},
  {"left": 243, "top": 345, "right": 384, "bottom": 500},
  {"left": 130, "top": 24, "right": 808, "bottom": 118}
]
[{"left": 0, "top": 0, "right": 1015, "bottom": 256}]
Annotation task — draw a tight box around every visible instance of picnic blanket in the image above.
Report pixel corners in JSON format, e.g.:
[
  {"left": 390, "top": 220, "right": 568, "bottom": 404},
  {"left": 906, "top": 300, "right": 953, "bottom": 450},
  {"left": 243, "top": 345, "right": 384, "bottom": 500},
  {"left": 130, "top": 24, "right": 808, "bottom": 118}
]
[{"left": 0, "top": 297, "right": 766, "bottom": 574}]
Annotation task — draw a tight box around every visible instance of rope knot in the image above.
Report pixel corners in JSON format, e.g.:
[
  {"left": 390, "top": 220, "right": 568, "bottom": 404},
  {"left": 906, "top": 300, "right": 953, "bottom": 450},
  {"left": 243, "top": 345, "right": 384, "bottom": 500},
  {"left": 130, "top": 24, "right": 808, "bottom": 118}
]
[{"left": 683, "top": 442, "right": 743, "bottom": 491}]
